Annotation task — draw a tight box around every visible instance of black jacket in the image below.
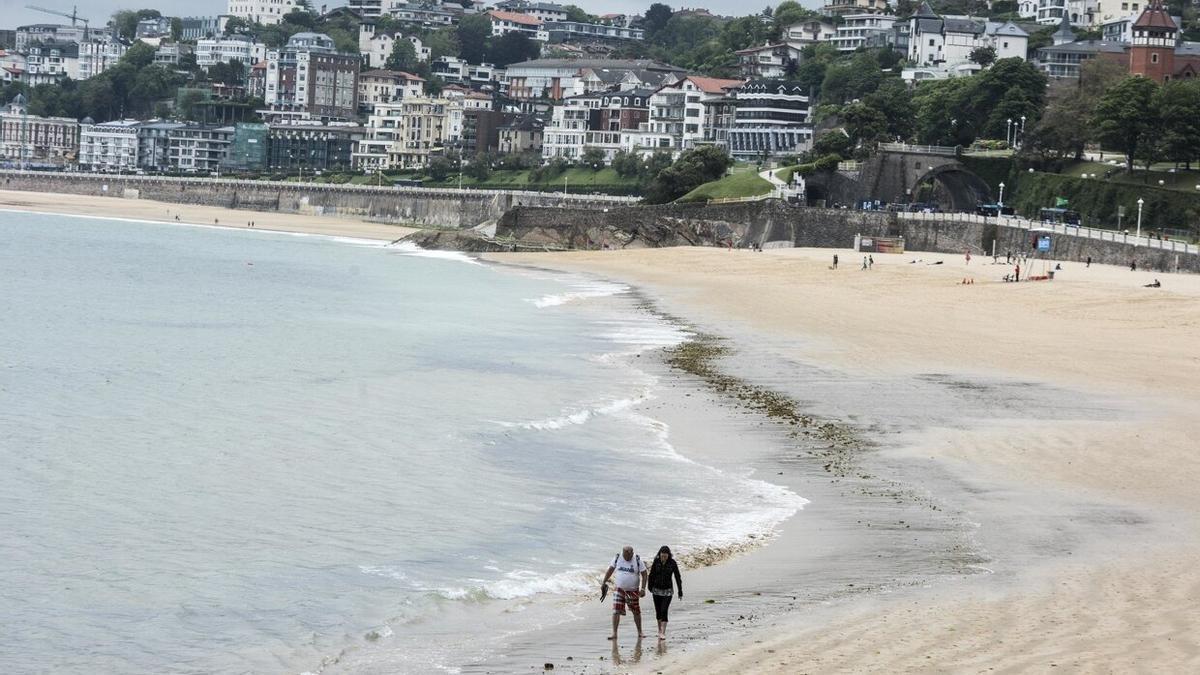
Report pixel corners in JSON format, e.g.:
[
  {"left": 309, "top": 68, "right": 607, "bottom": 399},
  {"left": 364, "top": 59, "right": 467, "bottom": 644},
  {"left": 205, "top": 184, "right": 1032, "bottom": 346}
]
[{"left": 648, "top": 558, "right": 682, "bottom": 595}]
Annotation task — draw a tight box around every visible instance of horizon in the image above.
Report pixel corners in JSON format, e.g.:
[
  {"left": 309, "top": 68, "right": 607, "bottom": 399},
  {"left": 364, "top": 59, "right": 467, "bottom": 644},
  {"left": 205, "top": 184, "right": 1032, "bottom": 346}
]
[{"left": 0, "top": 0, "right": 827, "bottom": 32}]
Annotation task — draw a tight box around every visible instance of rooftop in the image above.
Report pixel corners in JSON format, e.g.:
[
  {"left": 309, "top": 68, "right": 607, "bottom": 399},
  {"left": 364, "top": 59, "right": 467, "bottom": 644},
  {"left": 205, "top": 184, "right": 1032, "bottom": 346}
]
[{"left": 489, "top": 10, "right": 543, "bottom": 26}]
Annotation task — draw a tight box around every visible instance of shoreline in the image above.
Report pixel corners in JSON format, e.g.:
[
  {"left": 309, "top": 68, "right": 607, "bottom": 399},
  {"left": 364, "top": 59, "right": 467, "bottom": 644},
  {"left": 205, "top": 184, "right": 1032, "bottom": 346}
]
[
  {"left": 8, "top": 194, "right": 1198, "bottom": 671},
  {"left": 486, "top": 247, "right": 1200, "bottom": 672},
  {"left": 0, "top": 190, "right": 420, "bottom": 242}
]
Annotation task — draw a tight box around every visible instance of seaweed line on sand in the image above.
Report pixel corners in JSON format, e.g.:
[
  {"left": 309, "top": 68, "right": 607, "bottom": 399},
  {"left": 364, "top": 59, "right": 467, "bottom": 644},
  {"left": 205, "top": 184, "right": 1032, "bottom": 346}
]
[{"left": 662, "top": 333, "right": 865, "bottom": 479}]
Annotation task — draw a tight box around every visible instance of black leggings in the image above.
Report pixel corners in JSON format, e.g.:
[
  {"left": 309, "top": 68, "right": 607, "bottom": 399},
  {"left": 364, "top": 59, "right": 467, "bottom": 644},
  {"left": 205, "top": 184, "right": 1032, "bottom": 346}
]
[{"left": 652, "top": 593, "right": 673, "bottom": 622}]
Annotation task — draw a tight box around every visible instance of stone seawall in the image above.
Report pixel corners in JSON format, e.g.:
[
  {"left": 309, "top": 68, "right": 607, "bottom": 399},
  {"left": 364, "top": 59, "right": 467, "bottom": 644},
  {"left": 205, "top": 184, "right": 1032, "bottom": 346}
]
[
  {"left": 0, "top": 171, "right": 632, "bottom": 229},
  {"left": 492, "top": 201, "right": 1199, "bottom": 273}
]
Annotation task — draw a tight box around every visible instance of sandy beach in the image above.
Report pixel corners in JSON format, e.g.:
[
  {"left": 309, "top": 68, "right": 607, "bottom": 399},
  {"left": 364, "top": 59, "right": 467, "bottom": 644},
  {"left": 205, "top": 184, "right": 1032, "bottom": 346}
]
[
  {"left": 0, "top": 190, "right": 418, "bottom": 241},
  {"left": 488, "top": 246, "right": 1200, "bottom": 673},
  {"left": 6, "top": 189, "right": 1198, "bottom": 671}
]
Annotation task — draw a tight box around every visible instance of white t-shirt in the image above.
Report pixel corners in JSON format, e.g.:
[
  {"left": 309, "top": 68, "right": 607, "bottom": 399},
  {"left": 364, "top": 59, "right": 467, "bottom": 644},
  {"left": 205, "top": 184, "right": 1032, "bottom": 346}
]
[{"left": 611, "top": 553, "right": 646, "bottom": 591}]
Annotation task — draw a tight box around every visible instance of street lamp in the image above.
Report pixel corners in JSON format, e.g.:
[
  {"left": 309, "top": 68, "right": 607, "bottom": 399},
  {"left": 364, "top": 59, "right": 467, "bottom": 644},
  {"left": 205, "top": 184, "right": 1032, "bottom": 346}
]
[
  {"left": 1006, "top": 118, "right": 1013, "bottom": 146},
  {"left": 998, "top": 181, "right": 1005, "bottom": 206},
  {"left": 1136, "top": 197, "right": 1144, "bottom": 238},
  {"left": 1020, "top": 115, "right": 1026, "bottom": 147}
]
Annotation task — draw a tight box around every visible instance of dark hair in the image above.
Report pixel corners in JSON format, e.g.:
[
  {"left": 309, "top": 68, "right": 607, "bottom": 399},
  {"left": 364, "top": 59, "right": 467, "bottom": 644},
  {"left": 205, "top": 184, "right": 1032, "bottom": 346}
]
[{"left": 650, "top": 546, "right": 673, "bottom": 577}]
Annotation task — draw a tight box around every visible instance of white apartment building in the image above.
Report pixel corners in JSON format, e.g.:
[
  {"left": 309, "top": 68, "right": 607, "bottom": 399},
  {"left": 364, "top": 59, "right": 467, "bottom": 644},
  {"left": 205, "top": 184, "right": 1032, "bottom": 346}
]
[
  {"left": 25, "top": 41, "right": 79, "bottom": 81},
  {"left": 353, "top": 97, "right": 448, "bottom": 170},
  {"left": 358, "top": 69, "right": 426, "bottom": 108},
  {"left": 196, "top": 36, "right": 266, "bottom": 68},
  {"left": 77, "top": 39, "right": 128, "bottom": 81},
  {"left": 785, "top": 20, "right": 836, "bottom": 43},
  {"left": 831, "top": 14, "right": 897, "bottom": 51},
  {"left": 734, "top": 43, "right": 806, "bottom": 79},
  {"left": 909, "top": 4, "right": 1029, "bottom": 68},
  {"left": 540, "top": 93, "right": 597, "bottom": 162},
  {"left": 488, "top": 11, "right": 550, "bottom": 42},
  {"left": 358, "top": 27, "right": 430, "bottom": 70},
  {"left": 494, "top": 1, "right": 568, "bottom": 23},
  {"left": 227, "top": 0, "right": 300, "bottom": 26},
  {"left": 79, "top": 119, "right": 141, "bottom": 172},
  {"left": 1036, "top": 0, "right": 1100, "bottom": 26},
  {"left": 644, "top": 76, "right": 743, "bottom": 156},
  {"left": 167, "top": 125, "right": 236, "bottom": 172}
]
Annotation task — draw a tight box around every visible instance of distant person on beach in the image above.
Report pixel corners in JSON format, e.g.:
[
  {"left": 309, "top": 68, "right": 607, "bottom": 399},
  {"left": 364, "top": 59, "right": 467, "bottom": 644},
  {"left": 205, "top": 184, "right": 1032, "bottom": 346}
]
[
  {"left": 1131, "top": 261, "right": 1137, "bottom": 271},
  {"left": 1145, "top": 279, "right": 1162, "bottom": 288},
  {"left": 1086, "top": 256, "right": 1092, "bottom": 268},
  {"left": 1015, "top": 264, "right": 1021, "bottom": 282},
  {"left": 602, "top": 546, "right": 647, "bottom": 641},
  {"left": 861, "top": 257, "right": 868, "bottom": 270},
  {"left": 965, "top": 250, "right": 971, "bottom": 265},
  {"left": 1006, "top": 251, "right": 1012, "bottom": 264},
  {"left": 869, "top": 255, "right": 874, "bottom": 269},
  {"left": 833, "top": 254, "right": 838, "bottom": 269},
  {"left": 648, "top": 546, "right": 683, "bottom": 640}
]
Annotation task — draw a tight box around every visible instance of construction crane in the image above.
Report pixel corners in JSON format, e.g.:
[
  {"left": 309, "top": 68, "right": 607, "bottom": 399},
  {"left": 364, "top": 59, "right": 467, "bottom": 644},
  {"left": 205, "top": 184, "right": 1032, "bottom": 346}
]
[{"left": 25, "top": 5, "right": 91, "bottom": 39}]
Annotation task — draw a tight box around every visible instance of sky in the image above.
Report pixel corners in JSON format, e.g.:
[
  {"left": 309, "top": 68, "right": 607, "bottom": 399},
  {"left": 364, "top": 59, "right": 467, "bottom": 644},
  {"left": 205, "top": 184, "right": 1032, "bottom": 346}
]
[{"left": 1, "top": 0, "right": 823, "bottom": 31}]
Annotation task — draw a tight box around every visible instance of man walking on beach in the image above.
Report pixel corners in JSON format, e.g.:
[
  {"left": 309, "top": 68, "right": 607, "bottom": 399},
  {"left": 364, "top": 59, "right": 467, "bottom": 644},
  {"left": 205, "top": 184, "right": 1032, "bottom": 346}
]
[
  {"left": 833, "top": 254, "right": 838, "bottom": 269},
  {"left": 602, "top": 546, "right": 647, "bottom": 641}
]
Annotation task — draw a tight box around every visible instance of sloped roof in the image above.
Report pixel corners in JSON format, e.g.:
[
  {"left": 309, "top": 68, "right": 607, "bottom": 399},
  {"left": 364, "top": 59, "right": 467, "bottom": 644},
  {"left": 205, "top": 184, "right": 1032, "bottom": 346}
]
[
  {"left": 988, "top": 21, "right": 1029, "bottom": 38},
  {"left": 1134, "top": 0, "right": 1177, "bottom": 29},
  {"left": 489, "top": 10, "right": 543, "bottom": 26},
  {"left": 1053, "top": 13, "right": 1076, "bottom": 40},
  {"left": 682, "top": 75, "right": 745, "bottom": 93},
  {"left": 915, "top": 2, "right": 939, "bottom": 18}
]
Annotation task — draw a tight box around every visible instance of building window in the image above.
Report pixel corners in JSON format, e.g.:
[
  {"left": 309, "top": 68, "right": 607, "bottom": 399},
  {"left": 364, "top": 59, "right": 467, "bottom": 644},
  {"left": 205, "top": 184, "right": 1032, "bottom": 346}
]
[{"left": 1151, "top": 53, "right": 1158, "bottom": 63}]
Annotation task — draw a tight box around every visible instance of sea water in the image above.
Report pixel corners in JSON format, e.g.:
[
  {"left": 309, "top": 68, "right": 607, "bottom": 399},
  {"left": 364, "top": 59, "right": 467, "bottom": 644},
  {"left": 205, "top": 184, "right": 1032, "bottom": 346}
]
[{"left": 0, "top": 212, "right": 805, "bottom": 673}]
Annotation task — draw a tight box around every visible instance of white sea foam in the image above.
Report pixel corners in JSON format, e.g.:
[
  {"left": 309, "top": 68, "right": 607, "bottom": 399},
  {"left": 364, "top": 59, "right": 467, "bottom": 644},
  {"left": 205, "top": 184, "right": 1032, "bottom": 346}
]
[
  {"left": 528, "top": 280, "right": 629, "bottom": 308},
  {"left": 493, "top": 391, "right": 652, "bottom": 431},
  {"left": 386, "top": 240, "right": 482, "bottom": 264}
]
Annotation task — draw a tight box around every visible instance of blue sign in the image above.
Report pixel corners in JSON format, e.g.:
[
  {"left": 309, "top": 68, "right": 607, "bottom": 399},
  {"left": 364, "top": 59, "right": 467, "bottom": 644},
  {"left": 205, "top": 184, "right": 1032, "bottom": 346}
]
[{"left": 1037, "top": 236, "right": 1051, "bottom": 252}]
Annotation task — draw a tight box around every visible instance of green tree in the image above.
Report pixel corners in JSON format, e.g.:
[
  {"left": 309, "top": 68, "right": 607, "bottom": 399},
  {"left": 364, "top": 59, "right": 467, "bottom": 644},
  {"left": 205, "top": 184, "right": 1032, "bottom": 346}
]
[
  {"left": 1092, "top": 75, "right": 1161, "bottom": 172},
  {"left": 456, "top": 15, "right": 492, "bottom": 64},
  {"left": 385, "top": 38, "right": 419, "bottom": 71},
  {"left": 423, "top": 28, "right": 459, "bottom": 61},
  {"left": 1154, "top": 79, "right": 1200, "bottom": 169},
  {"left": 122, "top": 41, "right": 158, "bottom": 70},
  {"left": 171, "top": 17, "right": 183, "bottom": 42},
  {"left": 841, "top": 102, "right": 888, "bottom": 146},
  {"left": 488, "top": 31, "right": 540, "bottom": 68},
  {"left": 580, "top": 146, "right": 606, "bottom": 170},
  {"left": 969, "top": 46, "right": 997, "bottom": 67},
  {"left": 863, "top": 78, "right": 915, "bottom": 140},
  {"left": 772, "top": 1, "right": 815, "bottom": 39},
  {"left": 223, "top": 17, "right": 248, "bottom": 35},
  {"left": 641, "top": 151, "right": 673, "bottom": 179},
  {"left": 564, "top": 5, "right": 595, "bottom": 22},
  {"left": 643, "top": 3, "right": 674, "bottom": 37},
  {"left": 611, "top": 150, "right": 643, "bottom": 177},
  {"left": 466, "top": 156, "right": 491, "bottom": 181},
  {"left": 282, "top": 9, "right": 315, "bottom": 29},
  {"left": 811, "top": 130, "right": 852, "bottom": 157},
  {"left": 427, "top": 156, "right": 453, "bottom": 182},
  {"left": 111, "top": 9, "right": 161, "bottom": 40},
  {"left": 643, "top": 145, "right": 733, "bottom": 204}
]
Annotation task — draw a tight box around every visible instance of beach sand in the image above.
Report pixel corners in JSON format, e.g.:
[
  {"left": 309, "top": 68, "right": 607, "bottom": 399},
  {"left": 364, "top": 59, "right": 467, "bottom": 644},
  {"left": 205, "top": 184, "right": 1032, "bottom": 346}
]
[
  {"left": 7, "top": 188, "right": 1198, "bottom": 671},
  {"left": 0, "top": 189, "right": 418, "bottom": 241},
  {"left": 489, "top": 246, "right": 1200, "bottom": 673}
]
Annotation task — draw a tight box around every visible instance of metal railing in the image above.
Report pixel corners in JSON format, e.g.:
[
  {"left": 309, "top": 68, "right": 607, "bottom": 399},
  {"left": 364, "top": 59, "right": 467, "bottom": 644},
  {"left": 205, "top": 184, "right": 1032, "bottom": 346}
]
[
  {"left": 897, "top": 211, "right": 1198, "bottom": 255},
  {"left": 877, "top": 142, "right": 958, "bottom": 156},
  {"left": 0, "top": 169, "right": 641, "bottom": 204}
]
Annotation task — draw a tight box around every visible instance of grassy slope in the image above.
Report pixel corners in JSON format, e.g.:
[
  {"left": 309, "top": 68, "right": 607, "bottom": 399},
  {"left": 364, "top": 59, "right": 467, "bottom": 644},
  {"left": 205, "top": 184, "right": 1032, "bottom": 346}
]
[{"left": 677, "top": 171, "right": 773, "bottom": 203}]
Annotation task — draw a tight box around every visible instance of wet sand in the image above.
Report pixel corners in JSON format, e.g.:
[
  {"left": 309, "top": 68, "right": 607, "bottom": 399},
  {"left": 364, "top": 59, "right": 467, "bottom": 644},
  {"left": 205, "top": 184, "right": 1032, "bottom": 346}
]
[
  {"left": 7, "top": 188, "right": 1197, "bottom": 671},
  {"left": 487, "top": 247, "right": 1200, "bottom": 673},
  {"left": 0, "top": 190, "right": 418, "bottom": 241}
]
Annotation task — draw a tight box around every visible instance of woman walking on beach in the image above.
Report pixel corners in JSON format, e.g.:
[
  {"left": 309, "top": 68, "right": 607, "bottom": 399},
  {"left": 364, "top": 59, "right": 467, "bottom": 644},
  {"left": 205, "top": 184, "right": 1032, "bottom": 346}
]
[{"left": 648, "top": 546, "right": 683, "bottom": 640}]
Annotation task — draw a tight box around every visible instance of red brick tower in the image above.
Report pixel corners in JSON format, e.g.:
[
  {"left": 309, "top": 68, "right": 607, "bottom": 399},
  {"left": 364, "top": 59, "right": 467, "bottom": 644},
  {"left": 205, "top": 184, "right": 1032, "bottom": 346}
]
[{"left": 1129, "top": 0, "right": 1178, "bottom": 82}]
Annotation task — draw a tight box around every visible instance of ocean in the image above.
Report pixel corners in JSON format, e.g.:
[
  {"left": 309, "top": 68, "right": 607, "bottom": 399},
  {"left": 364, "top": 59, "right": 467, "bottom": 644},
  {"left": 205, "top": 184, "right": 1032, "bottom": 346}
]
[{"left": 0, "top": 212, "right": 806, "bottom": 673}]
